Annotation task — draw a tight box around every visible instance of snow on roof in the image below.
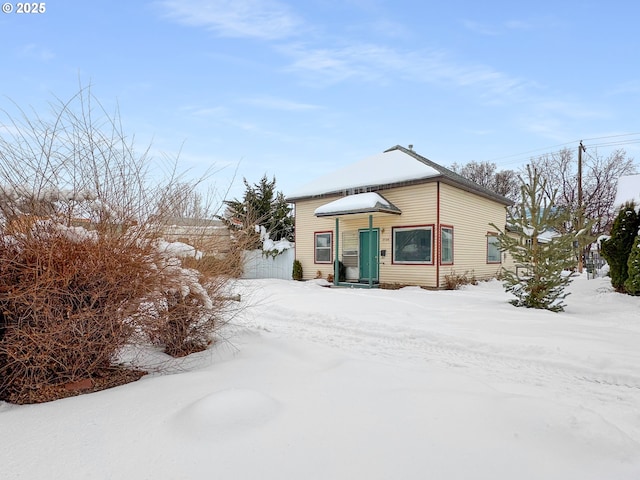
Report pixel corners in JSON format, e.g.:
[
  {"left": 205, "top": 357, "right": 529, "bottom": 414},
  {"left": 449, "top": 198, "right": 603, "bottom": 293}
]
[
  {"left": 614, "top": 174, "right": 640, "bottom": 208},
  {"left": 314, "top": 192, "right": 402, "bottom": 217},
  {"left": 289, "top": 148, "right": 439, "bottom": 198}
]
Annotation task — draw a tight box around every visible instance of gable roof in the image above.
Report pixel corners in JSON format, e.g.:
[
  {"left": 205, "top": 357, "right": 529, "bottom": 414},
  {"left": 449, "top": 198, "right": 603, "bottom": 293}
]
[
  {"left": 287, "top": 145, "right": 512, "bottom": 206},
  {"left": 314, "top": 192, "right": 402, "bottom": 217}
]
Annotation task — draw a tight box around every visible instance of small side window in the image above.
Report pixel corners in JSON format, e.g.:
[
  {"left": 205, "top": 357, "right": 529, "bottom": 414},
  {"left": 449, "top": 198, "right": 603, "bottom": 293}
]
[
  {"left": 315, "top": 232, "right": 333, "bottom": 263},
  {"left": 441, "top": 227, "right": 453, "bottom": 264},
  {"left": 487, "top": 234, "right": 501, "bottom": 264}
]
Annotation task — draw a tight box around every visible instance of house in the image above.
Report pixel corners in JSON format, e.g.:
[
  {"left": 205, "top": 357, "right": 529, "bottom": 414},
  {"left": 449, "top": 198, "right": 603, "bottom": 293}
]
[
  {"left": 156, "top": 217, "right": 231, "bottom": 256},
  {"left": 287, "top": 145, "right": 513, "bottom": 288},
  {"left": 614, "top": 174, "right": 640, "bottom": 208}
]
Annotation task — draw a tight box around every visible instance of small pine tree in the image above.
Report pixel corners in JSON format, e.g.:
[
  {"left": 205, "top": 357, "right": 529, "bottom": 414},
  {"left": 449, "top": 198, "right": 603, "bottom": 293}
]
[
  {"left": 292, "top": 259, "right": 303, "bottom": 281},
  {"left": 490, "top": 165, "right": 581, "bottom": 312},
  {"left": 600, "top": 202, "right": 639, "bottom": 292}
]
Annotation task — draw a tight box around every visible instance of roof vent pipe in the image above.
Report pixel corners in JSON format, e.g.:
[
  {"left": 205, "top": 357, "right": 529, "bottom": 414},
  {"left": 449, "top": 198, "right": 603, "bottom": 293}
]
[{"left": 408, "top": 144, "right": 413, "bottom": 151}]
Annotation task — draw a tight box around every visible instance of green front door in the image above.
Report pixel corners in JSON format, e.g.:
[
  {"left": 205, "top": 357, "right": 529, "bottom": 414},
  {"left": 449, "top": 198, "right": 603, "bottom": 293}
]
[{"left": 359, "top": 229, "right": 379, "bottom": 282}]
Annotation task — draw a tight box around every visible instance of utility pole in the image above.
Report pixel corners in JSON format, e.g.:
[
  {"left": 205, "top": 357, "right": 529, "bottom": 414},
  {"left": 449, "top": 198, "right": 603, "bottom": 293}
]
[{"left": 577, "top": 141, "right": 586, "bottom": 273}]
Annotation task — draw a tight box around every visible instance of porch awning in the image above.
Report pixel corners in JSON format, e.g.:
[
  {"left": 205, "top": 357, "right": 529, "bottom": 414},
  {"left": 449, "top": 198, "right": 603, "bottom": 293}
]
[{"left": 314, "top": 192, "right": 402, "bottom": 217}]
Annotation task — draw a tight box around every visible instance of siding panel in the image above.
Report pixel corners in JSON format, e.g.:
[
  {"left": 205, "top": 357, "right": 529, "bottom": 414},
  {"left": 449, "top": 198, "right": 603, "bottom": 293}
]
[
  {"left": 293, "top": 181, "right": 509, "bottom": 287},
  {"left": 438, "top": 183, "right": 508, "bottom": 284}
]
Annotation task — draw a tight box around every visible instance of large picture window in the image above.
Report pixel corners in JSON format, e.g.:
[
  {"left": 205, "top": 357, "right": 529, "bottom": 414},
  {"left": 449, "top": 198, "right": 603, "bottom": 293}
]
[
  {"left": 487, "top": 233, "right": 501, "bottom": 264},
  {"left": 314, "top": 232, "right": 333, "bottom": 263},
  {"left": 393, "top": 226, "right": 433, "bottom": 264},
  {"left": 441, "top": 226, "right": 453, "bottom": 264}
]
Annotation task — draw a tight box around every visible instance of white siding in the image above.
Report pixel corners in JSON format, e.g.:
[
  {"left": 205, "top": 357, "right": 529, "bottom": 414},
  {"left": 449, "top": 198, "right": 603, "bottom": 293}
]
[{"left": 242, "top": 248, "right": 295, "bottom": 280}]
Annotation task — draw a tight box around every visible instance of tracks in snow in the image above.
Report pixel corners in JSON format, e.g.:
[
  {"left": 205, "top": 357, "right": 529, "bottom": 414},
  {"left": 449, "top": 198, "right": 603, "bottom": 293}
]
[{"left": 249, "top": 302, "right": 640, "bottom": 398}]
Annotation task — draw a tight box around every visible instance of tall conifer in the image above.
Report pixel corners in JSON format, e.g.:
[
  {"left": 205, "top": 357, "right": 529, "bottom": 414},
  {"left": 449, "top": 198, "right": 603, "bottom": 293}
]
[
  {"left": 624, "top": 235, "right": 640, "bottom": 295},
  {"left": 491, "top": 166, "right": 581, "bottom": 312},
  {"left": 601, "top": 202, "right": 639, "bottom": 292}
]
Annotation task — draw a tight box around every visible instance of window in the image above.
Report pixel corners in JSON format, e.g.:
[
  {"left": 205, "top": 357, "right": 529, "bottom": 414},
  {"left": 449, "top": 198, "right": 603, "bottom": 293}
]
[
  {"left": 393, "top": 226, "right": 433, "bottom": 264},
  {"left": 315, "top": 232, "right": 333, "bottom": 263},
  {"left": 487, "top": 234, "right": 501, "bottom": 263},
  {"left": 441, "top": 226, "right": 453, "bottom": 264}
]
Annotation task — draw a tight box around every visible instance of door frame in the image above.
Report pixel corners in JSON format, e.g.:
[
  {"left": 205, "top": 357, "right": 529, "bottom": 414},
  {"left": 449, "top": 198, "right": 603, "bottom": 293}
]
[{"left": 359, "top": 228, "right": 379, "bottom": 282}]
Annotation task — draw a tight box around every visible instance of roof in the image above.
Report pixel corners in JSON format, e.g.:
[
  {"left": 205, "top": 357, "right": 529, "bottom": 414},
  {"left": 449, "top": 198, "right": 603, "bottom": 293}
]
[
  {"left": 614, "top": 174, "right": 640, "bottom": 208},
  {"left": 163, "top": 216, "right": 225, "bottom": 227},
  {"left": 505, "top": 225, "right": 560, "bottom": 244},
  {"left": 287, "top": 145, "right": 512, "bottom": 206},
  {"left": 314, "top": 192, "right": 402, "bottom": 217}
]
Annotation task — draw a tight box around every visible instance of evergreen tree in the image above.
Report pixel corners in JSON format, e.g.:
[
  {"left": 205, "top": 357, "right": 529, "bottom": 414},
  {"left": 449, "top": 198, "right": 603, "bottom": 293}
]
[
  {"left": 601, "top": 202, "right": 639, "bottom": 292},
  {"left": 624, "top": 234, "right": 640, "bottom": 295},
  {"left": 490, "top": 165, "right": 581, "bottom": 312},
  {"left": 220, "top": 175, "right": 294, "bottom": 248}
]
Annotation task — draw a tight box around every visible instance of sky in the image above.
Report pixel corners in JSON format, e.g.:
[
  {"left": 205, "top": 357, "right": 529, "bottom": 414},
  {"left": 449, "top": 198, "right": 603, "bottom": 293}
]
[{"left": 2, "top": 0, "right": 640, "bottom": 203}]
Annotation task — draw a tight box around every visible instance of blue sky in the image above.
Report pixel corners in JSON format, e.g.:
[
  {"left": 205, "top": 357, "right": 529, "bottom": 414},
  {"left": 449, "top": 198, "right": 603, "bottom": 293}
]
[{"left": 2, "top": 0, "right": 639, "bottom": 202}]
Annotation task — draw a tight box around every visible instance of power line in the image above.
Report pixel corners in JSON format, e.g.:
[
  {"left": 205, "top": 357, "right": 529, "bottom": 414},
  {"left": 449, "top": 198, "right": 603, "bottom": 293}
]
[
  {"left": 477, "top": 133, "right": 640, "bottom": 168},
  {"left": 477, "top": 140, "right": 580, "bottom": 164},
  {"left": 583, "top": 139, "right": 640, "bottom": 149},
  {"left": 581, "top": 132, "right": 640, "bottom": 142}
]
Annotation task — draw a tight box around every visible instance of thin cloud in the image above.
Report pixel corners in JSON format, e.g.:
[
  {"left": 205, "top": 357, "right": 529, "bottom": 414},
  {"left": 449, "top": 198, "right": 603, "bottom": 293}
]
[
  {"left": 533, "top": 100, "right": 605, "bottom": 120},
  {"left": 283, "top": 42, "right": 530, "bottom": 99},
  {"left": 240, "top": 96, "right": 322, "bottom": 111},
  {"left": 461, "top": 20, "right": 499, "bottom": 36},
  {"left": 523, "top": 119, "right": 570, "bottom": 143},
  {"left": 283, "top": 44, "right": 383, "bottom": 85},
  {"left": 184, "top": 106, "right": 229, "bottom": 118},
  {"left": 521, "top": 100, "right": 608, "bottom": 142},
  {"left": 504, "top": 19, "right": 533, "bottom": 30},
  {"left": 158, "top": 0, "right": 302, "bottom": 40},
  {"left": 464, "top": 128, "right": 495, "bottom": 136},
  {"left": 16, "top": 43, "right": 55, "bottom": 61},
  {"left": 607, "top": 80, "right": 640, "bottom": 96},
  {"left": 462, "top": 18, "right": 541, "bottom": 35}
]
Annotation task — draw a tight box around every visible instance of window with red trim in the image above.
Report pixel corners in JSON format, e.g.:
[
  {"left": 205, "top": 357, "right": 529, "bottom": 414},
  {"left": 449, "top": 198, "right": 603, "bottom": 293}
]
[
  {"left": 393, "top": 226, "right": 433, "bottom": 264},
  {"left": 314, "top": 232, "right": 333, "bottom": 263}
]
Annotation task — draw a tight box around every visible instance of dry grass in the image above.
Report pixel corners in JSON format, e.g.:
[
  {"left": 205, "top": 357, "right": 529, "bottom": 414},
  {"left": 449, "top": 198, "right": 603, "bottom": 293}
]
[{"left": 443, "top": 270, "right": 478, "bottom": 290}]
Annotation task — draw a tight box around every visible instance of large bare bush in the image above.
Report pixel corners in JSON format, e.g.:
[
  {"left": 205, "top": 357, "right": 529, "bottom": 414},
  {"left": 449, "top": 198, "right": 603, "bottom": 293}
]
[
  {"left": 0, "top": 221, "right": 154, "bottom": 403},
  {"left": 0, "top": 87, "right": 234, "bottom": 403}
]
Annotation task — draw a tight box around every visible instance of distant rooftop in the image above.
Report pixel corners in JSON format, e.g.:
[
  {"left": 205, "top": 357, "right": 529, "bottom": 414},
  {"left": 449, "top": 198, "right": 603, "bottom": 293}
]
[{"left": 614, "top": 174, "right": 640, "bottom": 208}]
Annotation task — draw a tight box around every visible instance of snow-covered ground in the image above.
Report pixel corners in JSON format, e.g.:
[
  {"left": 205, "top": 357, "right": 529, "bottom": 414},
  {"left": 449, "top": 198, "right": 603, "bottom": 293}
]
[{"left": 2, "top": 275, "right": 640, "bottom": 479}]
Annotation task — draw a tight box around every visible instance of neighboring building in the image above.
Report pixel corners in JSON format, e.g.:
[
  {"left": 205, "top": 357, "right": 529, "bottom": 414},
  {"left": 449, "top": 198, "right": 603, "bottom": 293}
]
[
  {"left": 157, "top": 217, "right": 231, "bottom": 256},
  {"left": 614, "top": 174, "right": 640, "bottom": 208},
  {"left": 287, "top": 145, "right": 513, "bottom": 288}
]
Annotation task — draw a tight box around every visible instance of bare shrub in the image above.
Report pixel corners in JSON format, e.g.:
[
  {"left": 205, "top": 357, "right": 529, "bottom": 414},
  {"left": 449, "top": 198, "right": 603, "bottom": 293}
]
[
  {"left": 0, "top": 86, "right": 233, "bottom": 403},
  {"left": 0, "top": 221, "right": 157, "bottom": 403},
  {"left": 136, "top": 244, "right": 238, "bottom": 358},
  {"left": 443, "top": 271, "right": 478, "bottom": 290},
  {"left": 379, "top": 282, "right": 407, "bottom": 290}
]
